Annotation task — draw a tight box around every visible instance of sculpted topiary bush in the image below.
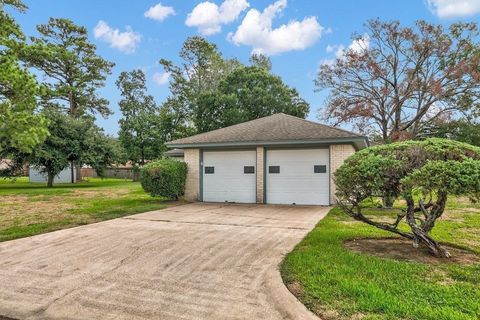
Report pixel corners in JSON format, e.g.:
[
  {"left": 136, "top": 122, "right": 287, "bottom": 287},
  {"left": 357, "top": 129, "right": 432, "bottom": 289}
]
[
  {"left": 335, "top": 138, "right": 480, "bottom": 258},
  {"left": 140, "top": 158, "right": 187, "bottom": 200}
]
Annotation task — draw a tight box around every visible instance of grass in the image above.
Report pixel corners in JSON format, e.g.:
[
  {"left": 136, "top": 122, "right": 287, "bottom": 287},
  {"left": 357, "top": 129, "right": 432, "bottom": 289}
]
[
  {"left": 281, "top": 198, "right": 480, "bottom": 320},
  {"left": 0, "top": 177, "right": 167, "bottom": 241}
]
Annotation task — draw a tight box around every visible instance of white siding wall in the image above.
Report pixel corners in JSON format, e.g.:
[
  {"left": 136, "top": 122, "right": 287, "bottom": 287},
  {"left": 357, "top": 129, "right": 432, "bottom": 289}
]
[{"left": 29, "top": 167, "right": 76, "bottom": 184}]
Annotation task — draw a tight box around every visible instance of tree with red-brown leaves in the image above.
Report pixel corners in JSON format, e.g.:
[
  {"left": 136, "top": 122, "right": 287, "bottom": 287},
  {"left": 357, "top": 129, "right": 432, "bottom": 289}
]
[{"left": 316, "top": 19, "right": 480, "bottom": 142}]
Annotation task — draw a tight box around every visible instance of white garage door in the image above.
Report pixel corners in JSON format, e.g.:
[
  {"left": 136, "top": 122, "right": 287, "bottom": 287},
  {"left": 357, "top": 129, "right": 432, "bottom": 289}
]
[
  {"left": 266, "top": 149, "right": 330, "bottom": 205},
  {"left": 202, "top": 150, "right": 256, "bottom": 203}
]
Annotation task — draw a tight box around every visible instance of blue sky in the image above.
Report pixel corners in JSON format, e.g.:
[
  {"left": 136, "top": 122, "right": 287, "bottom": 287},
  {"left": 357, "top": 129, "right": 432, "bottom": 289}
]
[{"left": 13, "top": 0, "right": 480, "bottom": 135}]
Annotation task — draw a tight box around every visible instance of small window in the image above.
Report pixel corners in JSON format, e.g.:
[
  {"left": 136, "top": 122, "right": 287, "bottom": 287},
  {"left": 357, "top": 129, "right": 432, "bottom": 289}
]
[
  {"left": 269, "top": 166, "right": 280, "bottom": 174},
  {"left": 204, "top": 166, "right": 214, "bottom": 174},
  {"left": 244, "top": 166, "right": 255, "bottom": 174},
  {"left": 314, "top": 165, "right": 327, "bottom": 173}
]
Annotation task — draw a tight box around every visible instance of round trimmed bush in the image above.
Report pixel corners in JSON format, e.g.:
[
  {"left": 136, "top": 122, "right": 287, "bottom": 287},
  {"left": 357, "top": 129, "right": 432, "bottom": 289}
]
[{"left": 140, "top": 158, "right": 187, "bottom": 199}]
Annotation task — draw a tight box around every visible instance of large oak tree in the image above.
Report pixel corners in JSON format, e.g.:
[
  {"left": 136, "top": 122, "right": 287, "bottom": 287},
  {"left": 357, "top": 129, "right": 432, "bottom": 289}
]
[{"left": 316, "top": 20, "right": 480, "bottom": 141}]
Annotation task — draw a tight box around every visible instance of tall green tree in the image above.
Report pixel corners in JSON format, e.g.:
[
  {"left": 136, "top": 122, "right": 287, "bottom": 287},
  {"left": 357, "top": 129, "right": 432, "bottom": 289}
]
[
  {"left": 116, "top": 70, "right": 166, "bottom": 168},
  {"left": 25, "top": 17, "right": 114, "bottom": 182},
  {"left": 159, "top": 37, "right": 308, "bottom": 135},
  {"left": 421, "top": 119, "right": 480, "bottom": 146},
  {"left": 249, "top": 53, "right": 272, "bottom": 72},
  {"left": 194, "top": 66, "right": 310, "bottom": 133},
  {"left": 27, "top": 18, "right": 114, "bottom": 117},
  {"left": 159, "top": 36, "right": 241, "bottom": 135},
  {"left": 0, "top": 0, "right": 48, "bottom": 153}
]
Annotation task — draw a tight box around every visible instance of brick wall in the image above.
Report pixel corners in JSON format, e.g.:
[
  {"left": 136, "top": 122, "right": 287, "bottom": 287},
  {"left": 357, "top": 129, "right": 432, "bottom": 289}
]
[
  {"left": 256, "top": 147, "right": 264, "bottom": 203},
  {"left": 183, "top": 148, "right": 200, "bottom": 201},
  {"left": 329, "top": 144, "right": 356, "bottom": 204}
]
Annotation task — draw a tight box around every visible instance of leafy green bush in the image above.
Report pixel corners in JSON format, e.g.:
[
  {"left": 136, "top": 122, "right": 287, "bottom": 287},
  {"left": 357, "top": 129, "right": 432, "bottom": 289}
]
[
  {"left": 335, "top": 138, "right": 480, "bottom": 257},
  {"left": 140, "top": 158, "right": 187, "bottom": 199}
]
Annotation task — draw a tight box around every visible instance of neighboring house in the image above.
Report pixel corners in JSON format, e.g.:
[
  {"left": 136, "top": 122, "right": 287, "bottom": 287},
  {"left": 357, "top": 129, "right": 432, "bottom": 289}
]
[
  {"left": 0, "top": 159, "right": 28, "bottom": 176},
  {"left": 164, "top": 148, "right": 185, "bottom": 161},
  {"left": 166, "top": 113, "right": 369, "bottom": 205},
  {"left": 29, "top": 166, "right": 76, "bottom": 183},
  {"left": 0, "top": 159, "right": 12, "bottom": 171}
]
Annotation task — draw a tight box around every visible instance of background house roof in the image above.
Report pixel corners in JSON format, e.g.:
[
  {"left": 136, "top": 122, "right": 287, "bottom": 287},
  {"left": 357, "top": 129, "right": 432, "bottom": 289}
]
[
  {"left": 164, "top": 148, "right": 185, "bottom": 157},
  {"left": 167, "top": 113, "right": 369, "bottom": 149}
]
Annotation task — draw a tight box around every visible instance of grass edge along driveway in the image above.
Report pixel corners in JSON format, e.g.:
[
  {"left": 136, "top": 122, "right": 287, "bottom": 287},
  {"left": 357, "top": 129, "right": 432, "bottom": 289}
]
[
  {"left": 281, "top": 203, "right": 480, "bottom": 320},
  {"left": 0, "top": 178, "right": 167, "bottom": 242}
]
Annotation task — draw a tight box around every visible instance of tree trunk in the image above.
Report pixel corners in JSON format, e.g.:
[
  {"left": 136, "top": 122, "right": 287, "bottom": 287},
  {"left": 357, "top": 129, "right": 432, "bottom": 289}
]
[
  {"left": 410, "top": 228, "right": 451, "bottom": 258},
  {"left": 70, "top": 161, "right": 75, "bottom": 184},
  {"left": 382, "top": 195, "right": 395, "bottom": 208},
  {"left": 405, "top": 197, "right": 451, "bottom": 258},
  {"left": 47, "top": 172, "right": 54, "bottom": 188}
]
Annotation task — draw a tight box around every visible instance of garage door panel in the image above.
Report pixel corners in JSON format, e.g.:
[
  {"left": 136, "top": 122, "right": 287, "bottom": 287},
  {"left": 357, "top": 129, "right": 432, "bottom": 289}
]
[
  {"left": 203, "top": 151, "right": 256, "bottom": 203},
  {"left": 266, "top": 149, "right": 329, "bottom": 205}
]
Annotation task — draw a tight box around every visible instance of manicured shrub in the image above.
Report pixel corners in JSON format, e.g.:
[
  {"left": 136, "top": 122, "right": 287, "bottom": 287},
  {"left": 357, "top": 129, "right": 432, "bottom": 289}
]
[
  {"left": 335, "top": 138, "right": 480, "bottom": 258},
  {"left": 140, "top": 158, "right": 187, "bottom": 199}
]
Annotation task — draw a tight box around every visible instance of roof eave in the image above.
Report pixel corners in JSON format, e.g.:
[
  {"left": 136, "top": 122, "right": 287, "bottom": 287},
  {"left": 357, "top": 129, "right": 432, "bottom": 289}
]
[{"left": 167, "top": 137, "right": 369, "bottom": 150}]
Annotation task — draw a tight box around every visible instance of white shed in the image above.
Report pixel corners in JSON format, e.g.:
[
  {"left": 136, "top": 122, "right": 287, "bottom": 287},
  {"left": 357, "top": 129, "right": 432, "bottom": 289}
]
[{"left": 29, "top": 166, "right": 76, "bottom": 184}]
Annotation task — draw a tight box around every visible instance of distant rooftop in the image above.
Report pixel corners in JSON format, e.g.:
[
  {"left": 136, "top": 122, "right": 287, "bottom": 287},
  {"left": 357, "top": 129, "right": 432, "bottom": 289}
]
[{"left": 164, "top": 148, "right": 185, "bottom": 157}]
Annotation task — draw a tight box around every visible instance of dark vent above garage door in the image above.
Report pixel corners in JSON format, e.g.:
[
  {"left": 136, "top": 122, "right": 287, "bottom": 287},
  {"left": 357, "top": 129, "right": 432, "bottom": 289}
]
[
  {"left": 314, "top": 165, "right": 327, "bottom": 173},
  {"left": 204, "top": 166, "right": 214, "bottom": 174},
  {"left": 268, "top": 166, "right": 280, "bottom": 174},
  {"left": 244, "top": 166, "right": 255, "bottom": 174}
]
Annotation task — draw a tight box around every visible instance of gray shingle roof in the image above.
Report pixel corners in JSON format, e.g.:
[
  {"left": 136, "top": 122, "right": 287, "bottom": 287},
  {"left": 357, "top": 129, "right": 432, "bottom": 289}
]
[
  {"left": 167, "top": 113, "right": 368, "bottom": 149},
  {"left": 164, "top": 148, "right": 185, "bottom": 157}
]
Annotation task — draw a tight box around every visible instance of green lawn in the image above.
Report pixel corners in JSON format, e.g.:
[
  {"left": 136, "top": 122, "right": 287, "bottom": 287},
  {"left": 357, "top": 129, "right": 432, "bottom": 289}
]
[
  {"left": 281, "top": 198, "right": 480, "bottom": 320},
  {"left": 0, "top": 177, "right": 167, "bottom": 242}
]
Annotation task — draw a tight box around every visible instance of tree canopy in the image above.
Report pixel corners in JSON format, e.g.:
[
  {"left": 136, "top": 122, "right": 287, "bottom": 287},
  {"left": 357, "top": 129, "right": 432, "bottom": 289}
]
[
  {"left": 158, "top": 37, "right": 309, "bottom": 136},
  {"left": 0, "top": 0, "right": 48, "bottom": 153},
  {"left": 317, "top": 19, "right": 480, "bottom": 142},
  {"left": 421, "top": 119, "right": 480, "bottom": 146},
  {"left": 13, "top": 108, "right": 121, "bottom": 186},
  {"left": 194, "top": 66, "right": 309, "bottom": 133},
  {"left": 27, "top": 17, "right": 114, "bottom": 117},
  {"left": 116, "top": 69, "right": 167, "bottom": 167}
]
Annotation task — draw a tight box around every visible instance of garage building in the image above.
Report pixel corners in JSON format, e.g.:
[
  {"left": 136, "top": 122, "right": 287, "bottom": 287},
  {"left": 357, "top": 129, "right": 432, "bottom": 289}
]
[{"left": 166, "top": 113, "right": 369, "bottom": 205}]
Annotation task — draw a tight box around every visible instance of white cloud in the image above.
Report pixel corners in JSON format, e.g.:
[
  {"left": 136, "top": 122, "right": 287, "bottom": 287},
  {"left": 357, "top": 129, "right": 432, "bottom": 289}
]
[
  {"left": 153, "top": 71, "right": 170, "bottom": 85},
  {"left": 144, "top": 3, "right": 175, "bottom": 22},
  {"left": 347, "top": 35, "right": 369, "bottom": 54},
  {"left": 93, "top": 20, "right": 141, "bottom": 54},
  {"left": 325, "top": 44, "right": 336, "bottom": 53},
  {"left": 427, "top": 0, "right": 480, "bottom": 18},
  {"left": 228, "top": 0, "right": 323, "bottom": 56},
  {"left": 320, "top": 35, "right": 369, "bottom": 66},
  {"left": 186, "top": 0, "right": 250, "bottom": 35}
]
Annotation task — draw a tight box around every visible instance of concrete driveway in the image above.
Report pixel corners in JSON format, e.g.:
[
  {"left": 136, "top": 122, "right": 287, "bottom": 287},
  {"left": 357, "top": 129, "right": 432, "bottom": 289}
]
[{"left": 0, "top": 203, "right": 328, "bottom": 320}]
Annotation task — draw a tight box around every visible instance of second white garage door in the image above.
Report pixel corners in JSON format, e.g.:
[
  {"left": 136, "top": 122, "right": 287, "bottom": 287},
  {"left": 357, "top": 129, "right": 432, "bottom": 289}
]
[
  {"left": 202, "top": 150, "right": 256, "bottom": 203},
  {"left": 266, "top": 149, "right": 330, "bottom": 205}
]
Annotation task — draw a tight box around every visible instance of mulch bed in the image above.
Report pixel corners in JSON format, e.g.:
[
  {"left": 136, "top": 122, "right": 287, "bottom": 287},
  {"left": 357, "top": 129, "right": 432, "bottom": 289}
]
[{"left": 344, "top": 237, "right": 480, "bottom": 265}]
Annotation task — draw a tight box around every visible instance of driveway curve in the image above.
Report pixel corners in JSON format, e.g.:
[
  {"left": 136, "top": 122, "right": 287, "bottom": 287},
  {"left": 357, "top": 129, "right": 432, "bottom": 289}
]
[{"left": 0, "top": 203, "right": 328, "bottom": 320}]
